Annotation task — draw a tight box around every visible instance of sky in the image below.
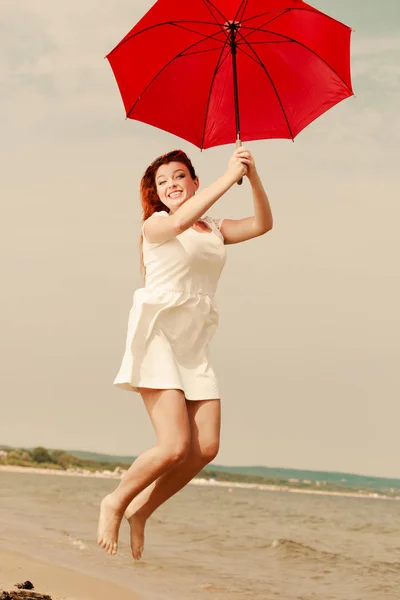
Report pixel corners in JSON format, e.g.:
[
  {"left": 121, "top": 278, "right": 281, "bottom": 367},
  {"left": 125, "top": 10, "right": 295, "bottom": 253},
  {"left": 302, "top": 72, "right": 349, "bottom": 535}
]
[{"left": 1, "top": 1, "right": 399, "bottom": 478}]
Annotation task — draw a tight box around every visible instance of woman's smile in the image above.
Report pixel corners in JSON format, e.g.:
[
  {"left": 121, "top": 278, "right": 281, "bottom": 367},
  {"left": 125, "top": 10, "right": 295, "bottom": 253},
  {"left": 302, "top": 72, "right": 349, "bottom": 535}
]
[{"left": 168, "top": 190, "right": 183, "bottom": 199}]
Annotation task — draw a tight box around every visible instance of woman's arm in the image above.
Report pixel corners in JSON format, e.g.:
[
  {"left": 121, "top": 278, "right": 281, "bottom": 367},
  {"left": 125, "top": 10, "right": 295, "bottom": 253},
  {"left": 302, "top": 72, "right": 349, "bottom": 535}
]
[
  {"left": 220, "top": 148, "right": 273, "bottom": 245},
  {"left": 144, "top": 151, "right": 247, "bottom": 245}
]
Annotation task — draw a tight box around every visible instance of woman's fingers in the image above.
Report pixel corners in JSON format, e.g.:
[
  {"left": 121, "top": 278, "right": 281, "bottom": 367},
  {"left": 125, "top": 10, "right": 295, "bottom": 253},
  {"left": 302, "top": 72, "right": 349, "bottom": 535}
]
[
  {"left": 235, "top": 148, "right": 255, "bottom": 167},
  {"left": 234, "top": 150, "right": 253, "bottom": 164},
  {"left": 229, "top": 144, "right": 254, "bottom": 176},
  {"left": 231, "top": 146, "right": 257, "bottom": 180},
  {"left": 238, "top": 159, "right": 252, "bottom": 169}
]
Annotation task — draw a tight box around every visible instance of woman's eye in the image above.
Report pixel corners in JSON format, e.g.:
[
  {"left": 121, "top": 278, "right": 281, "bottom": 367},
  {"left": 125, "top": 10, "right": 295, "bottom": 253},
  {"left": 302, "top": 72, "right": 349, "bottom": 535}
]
[{"left": 176, "top": 174, "right": 185, "bottom": 179}]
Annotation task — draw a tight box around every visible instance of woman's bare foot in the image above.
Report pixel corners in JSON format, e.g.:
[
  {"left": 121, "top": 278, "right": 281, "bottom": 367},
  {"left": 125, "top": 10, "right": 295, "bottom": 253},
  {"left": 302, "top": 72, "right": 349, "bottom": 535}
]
[
  {"left": 97, "top": 494, "right": 123, "bottom": 555},
  {"left": 126, "top": 512, "right": 146, "bottom": 560}
]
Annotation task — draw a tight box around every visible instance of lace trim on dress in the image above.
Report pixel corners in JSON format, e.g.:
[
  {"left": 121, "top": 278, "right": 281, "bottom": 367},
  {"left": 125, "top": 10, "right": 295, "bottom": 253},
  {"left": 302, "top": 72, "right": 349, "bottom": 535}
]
[{"left": 202, "top": 216, "right": 224, "bottom": 242}]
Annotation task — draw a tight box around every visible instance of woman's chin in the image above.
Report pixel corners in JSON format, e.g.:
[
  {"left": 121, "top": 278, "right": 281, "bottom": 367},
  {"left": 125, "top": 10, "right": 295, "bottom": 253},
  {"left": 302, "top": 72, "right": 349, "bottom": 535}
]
[
  {"left": 174, "top": 197, "right": 188, "bottom": 210},
  {"left": 164, "top": 196, "right": 189, "bottom": 213}
]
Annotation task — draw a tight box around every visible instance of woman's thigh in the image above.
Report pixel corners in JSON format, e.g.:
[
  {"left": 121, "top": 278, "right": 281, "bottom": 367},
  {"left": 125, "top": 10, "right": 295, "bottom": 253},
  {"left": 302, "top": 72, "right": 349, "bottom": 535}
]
[
  {"left": 139, "top": 388, "right": 191, "bottom": 448},
  {"left": 186, "top": 399, "right": 221, "bottom": 458}
]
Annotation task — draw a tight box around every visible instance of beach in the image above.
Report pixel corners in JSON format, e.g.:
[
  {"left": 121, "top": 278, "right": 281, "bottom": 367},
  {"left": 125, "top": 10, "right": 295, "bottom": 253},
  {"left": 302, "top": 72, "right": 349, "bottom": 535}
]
[
  {"left": 1, "top": 469, "right": 400, "bottom": 600},
  {"left": 0, "top": 547, "right": 141, "bottom": 600}
]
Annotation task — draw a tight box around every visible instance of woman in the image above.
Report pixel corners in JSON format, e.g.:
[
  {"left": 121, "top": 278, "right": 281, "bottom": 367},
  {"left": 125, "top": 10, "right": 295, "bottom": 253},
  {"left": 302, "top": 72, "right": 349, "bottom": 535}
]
[{"left": 97, "top": 145, "right": 273, "bottom": 559}]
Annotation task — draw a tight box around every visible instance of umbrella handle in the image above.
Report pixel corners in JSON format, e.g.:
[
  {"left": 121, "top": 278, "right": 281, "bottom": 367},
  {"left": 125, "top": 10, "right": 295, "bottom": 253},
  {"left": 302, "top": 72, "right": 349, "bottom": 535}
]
[{"left": 236, "top": 138, "right": 243, "bottom": 186}]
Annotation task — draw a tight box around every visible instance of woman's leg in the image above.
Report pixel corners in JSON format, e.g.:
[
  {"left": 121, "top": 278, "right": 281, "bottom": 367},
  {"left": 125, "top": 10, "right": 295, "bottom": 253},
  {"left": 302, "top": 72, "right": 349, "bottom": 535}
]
[
  {"left": 97, "top": 388, "right": 190, "bottom": 555},
  {"left": 125, "top": 398, "right": 221, "bottom": 559}
]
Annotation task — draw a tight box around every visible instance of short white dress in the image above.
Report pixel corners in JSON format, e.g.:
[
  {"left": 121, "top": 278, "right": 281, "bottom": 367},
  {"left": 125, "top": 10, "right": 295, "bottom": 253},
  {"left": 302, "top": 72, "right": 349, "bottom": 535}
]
[{"left": 113, "top": 211, "right": 227, "bottom": 400}]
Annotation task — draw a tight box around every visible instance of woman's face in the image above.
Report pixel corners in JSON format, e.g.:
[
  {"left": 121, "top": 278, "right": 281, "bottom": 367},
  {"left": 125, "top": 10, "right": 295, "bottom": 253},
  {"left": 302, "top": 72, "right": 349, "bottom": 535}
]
[{"left": 155, "top": 161, "right": 199, "bottom": 213}]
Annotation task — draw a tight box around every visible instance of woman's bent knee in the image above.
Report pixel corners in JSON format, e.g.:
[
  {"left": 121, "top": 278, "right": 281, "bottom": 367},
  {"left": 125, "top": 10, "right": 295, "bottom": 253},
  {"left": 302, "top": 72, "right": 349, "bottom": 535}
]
[
  {"left": 162, "top": 441, "right": 190, "bottom": 467},
  {"left": 196, "top": 440, "right": 220, "bottom": 465}
]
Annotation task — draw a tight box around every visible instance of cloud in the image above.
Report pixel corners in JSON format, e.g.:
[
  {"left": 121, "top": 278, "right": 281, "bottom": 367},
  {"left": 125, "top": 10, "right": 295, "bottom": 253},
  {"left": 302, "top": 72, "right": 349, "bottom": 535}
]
[{"left": 0, "top": 2, "right": 153, "bottom": 143}]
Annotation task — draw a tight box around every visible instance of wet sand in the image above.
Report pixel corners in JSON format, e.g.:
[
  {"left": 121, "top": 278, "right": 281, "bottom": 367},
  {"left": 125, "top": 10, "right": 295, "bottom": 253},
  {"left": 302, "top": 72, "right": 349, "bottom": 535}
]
[{"left": 0, "top": 547, "right": 141, "bottom": 600}]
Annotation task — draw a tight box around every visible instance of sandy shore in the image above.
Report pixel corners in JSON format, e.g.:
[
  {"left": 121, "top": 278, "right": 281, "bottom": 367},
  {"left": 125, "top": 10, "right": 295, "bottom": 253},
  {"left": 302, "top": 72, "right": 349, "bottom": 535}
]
[
  {"left": 1, "top": 464, "right": 398, "bottom": 500},
  {"left": 0, "top": 546, "right": 141, "bottom": 600}
]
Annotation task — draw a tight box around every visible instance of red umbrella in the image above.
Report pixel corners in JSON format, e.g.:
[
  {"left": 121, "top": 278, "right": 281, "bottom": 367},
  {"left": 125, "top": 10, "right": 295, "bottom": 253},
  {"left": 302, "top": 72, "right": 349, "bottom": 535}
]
[{"left": 106, "top": 0, "right": 353, "bottom": 149}]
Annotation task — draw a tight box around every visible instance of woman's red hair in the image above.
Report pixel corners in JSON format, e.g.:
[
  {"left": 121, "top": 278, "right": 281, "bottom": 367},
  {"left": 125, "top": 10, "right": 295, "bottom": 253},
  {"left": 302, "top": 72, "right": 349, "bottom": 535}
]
[{"left": 139, "top": 150, "right": 197, "bottom": 277}]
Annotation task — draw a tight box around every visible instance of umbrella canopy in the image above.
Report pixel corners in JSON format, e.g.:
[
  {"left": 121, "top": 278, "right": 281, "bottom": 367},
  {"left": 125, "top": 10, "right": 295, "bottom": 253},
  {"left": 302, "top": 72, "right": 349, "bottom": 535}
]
[{"left": 106, "top": 0, "right": 353, "bottom": 149}]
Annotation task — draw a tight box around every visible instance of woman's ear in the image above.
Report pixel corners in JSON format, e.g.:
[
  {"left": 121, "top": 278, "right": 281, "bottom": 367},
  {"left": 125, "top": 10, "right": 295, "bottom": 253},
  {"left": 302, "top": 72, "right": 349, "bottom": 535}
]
[{"left": 194, "top": 177, "right": 200, "bottom": 192}]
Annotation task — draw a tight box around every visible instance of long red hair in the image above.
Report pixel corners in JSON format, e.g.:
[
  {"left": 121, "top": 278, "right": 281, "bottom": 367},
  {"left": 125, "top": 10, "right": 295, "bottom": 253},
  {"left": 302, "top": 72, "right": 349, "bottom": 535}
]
[{"left": 139, "top": 150, "right": 197, "bottom": 277}]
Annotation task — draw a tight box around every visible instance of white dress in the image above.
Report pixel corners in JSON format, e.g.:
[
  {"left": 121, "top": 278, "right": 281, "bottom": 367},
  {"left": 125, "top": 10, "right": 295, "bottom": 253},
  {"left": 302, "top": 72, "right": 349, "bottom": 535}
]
[{"left": 113, "top": 211, "right": 227, "bottom": 400}]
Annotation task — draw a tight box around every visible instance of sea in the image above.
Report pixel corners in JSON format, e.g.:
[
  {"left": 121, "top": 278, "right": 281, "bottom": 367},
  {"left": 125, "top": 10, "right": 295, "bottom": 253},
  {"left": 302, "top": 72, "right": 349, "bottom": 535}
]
[{"left": 1, "top": 470, "right": 399, "bottom": 600}]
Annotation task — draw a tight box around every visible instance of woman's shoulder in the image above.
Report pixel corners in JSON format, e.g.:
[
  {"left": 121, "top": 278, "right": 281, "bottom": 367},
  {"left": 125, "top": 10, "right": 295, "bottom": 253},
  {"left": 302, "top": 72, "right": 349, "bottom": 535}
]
[
  {"left": 146, "top": 210, "right": 169, "bottom": 221},
  {"left": 142, "top": 211, "right": 169, "bottom": 235},
  {"left": 142, "top": 211, "right": 171, "bottom": 248}
]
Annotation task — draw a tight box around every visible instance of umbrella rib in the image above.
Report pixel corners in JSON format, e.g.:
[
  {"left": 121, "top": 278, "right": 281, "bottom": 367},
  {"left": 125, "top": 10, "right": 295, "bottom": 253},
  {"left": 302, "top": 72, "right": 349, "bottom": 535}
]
[
  {"left": 201, "top": 0, "right": 224, "bottom": 31},
  {"left": 234, "top": 0, "right": 249, "bottom": 25},
  {"left": 108, "top": 21, "right": 222, "bottom": 55},
  {"left": 241, "top": 8, "right": 291, "bottom": 25},
  {"left": 242, "top": 6, "right": 351, "bottom": 30},
  {"left": 240, "top": 9, "right": 291, "bottom": 41},
  {"left": 183, "top": 46, "right": 227, "bottom": 57},
  {"left": 202, "top": 0, "right": 229, "bottom": 28},
  {"left": 172, "top": 22, "right": 226, "bottom": 43},
  {"left": 236, "top": 33, "right": 294, "bottom": 139},
  {"left": 240, "top": 25, "right": 353, "bottom": 93},
  {"left": 215, "top": 49, "right": 231, "bottom": 74},
  {"left": 237, "top": 43, "right": 292, "bottom": 62},
  {"left": 200, "top": 40, "right": 231, "bottom": 150},
  {"left": 238, "top": 40, "right": 294, "bottom": 46},
  {"left": 125, "top": 30, "right": 228, "bottom": 119}
]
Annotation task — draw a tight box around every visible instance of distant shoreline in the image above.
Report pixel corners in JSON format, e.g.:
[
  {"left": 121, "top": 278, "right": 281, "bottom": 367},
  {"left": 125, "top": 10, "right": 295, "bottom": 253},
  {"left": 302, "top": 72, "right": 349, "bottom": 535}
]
[{"left": 1, "top": 465, "right": 398, "bottom": 502}]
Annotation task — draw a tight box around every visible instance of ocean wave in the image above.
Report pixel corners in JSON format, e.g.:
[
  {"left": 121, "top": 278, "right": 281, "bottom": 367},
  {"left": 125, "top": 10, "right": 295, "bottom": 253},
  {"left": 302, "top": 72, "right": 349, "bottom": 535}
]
[
  {"left": 271, "top": 538, "right": 347, "bottom": 564},
  {"left": 366, "top": 560, "right": 400, "bottom": 575},
  {"left": 199, "top": 582, "right": 233, "bottom": 592},
  {"left": 61, "top": 531, "right": 87, "bottom": 551},
  {"left": 198, "top": 582, "right": 256, "bottom": 596},
  {"left": 349, "top": 522, "right": 394, "bottom": 534}
]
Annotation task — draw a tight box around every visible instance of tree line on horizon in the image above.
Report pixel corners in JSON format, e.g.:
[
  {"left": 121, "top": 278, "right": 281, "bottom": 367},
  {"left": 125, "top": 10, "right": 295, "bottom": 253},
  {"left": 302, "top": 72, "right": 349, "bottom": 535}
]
[
  {"left": 0, "top": 445, "right": 301, "bottom": 487},
  {"left": 1, "top": 445, "right": 398, "bottom": 497},
  {"left": 0, "top": 445, "right": 129, "bottom": 472}
]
